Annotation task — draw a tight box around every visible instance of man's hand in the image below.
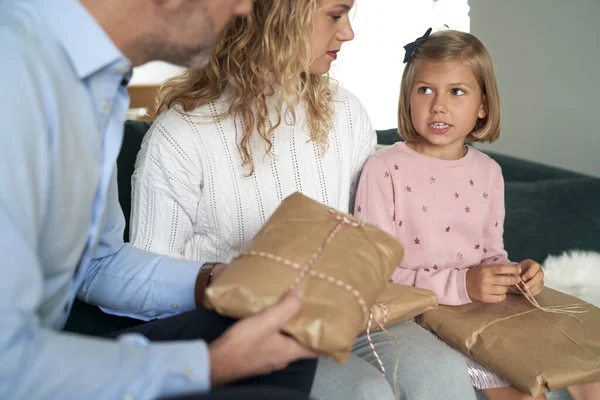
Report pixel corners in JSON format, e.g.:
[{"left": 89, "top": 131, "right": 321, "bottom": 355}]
[
  {"left": 515, "top": 259, "right": 544, "bottom": 297},
  {"left": 211, "top": 263, "right": 228, "bottom": 283},
  {"left": 466, "top": 264, "right": 521, "bottom": 303},
  {"left": 208, "top": 289, "right": 318, "bottom": 387}
]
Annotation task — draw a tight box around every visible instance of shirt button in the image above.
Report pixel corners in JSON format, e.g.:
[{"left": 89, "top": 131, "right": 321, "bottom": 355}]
[
  {"left": 124, "top": 394, "right": 133, "bottom": 400},
  {"left": 171, "top": 303, "right": 179, "bottom": 309},
  {"left": 102, "top": 100, "right": 110, "bottom": 111},
  {"left": 117, "top": 65, "right": 129, "bottom": 73}
]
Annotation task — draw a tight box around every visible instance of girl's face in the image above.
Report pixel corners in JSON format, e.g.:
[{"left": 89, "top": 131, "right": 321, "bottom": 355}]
[
  {"left": 309, "top": 0, "right": 355, "bottom": 75},
  {"left": 409, "top": 59, "right": 487, "bottom": 159}
]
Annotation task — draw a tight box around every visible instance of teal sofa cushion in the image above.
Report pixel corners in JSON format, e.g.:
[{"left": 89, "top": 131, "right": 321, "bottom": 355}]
[{"left": 505, "top": 178, "right": 600, "bottom": 262}]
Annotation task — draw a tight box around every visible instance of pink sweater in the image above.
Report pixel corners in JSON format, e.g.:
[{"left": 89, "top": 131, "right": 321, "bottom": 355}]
[{"left": 354, "top": 142, "right": 511, "bottom": 305}]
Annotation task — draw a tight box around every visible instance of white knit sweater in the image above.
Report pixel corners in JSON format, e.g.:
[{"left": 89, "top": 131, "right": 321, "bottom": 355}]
[{"left": 130, "top": 87, "right": 376, "bottom": 263}]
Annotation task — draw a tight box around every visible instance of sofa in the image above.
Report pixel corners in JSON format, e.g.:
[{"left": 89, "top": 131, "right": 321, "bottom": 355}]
[{"left": 64, "top": 121, "right": 600, "bottom": 334}]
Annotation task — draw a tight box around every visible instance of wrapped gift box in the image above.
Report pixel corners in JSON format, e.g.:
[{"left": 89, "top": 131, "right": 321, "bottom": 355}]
[
  {"left": 205, "top": 192, "right": 405, "bottom": 361},
  {"left": 420, "top": 288, "right": 600, "bottom": 395}
]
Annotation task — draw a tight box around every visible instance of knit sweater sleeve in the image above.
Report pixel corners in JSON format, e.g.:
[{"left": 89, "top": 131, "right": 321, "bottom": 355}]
[
  {"left": 347, "top": 92, "right": 377, "bottom": 213},
  {"left": 354, "top": 155, "right": 397, "bottom": 235},
  {"left": 129, "top": 112, "right": 202, "bottom": 260},
  {"left": 481, "top": 163, "right": 512, "bottom": 266}
]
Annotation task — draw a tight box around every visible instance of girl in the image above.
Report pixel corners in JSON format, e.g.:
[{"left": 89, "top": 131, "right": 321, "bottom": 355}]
[
  {"left": 130, "top": 4, "right": 476, "bottom": 400},
  {"left": 354, "top": 29, "right": 599, "bottom": 400}
]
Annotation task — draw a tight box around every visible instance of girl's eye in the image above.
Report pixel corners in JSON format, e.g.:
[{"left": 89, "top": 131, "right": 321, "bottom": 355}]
[
  {"left": 418, "top": 87, "right": 433, "bottom": 95},
  {"left": 332, "top": 15, "right": 342, "bottom": 21},
  {"left": 451, "top": 88, "right": 466, "bottom": 96}
]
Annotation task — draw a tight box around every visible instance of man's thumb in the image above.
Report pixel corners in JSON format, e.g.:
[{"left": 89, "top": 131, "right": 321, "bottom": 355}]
[{"left": 260, "top": 289, "right": 304, "bottom": 329}]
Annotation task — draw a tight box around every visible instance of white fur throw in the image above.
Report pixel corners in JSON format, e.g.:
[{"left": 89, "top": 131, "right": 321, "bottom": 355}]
[{"left": 543, "top": 250, "right": 600, "bottom": 307}]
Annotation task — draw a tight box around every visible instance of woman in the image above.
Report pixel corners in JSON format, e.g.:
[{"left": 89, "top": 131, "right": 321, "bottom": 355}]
[{"left": 130, "top": 1, "right": 476, "bottom": 399}]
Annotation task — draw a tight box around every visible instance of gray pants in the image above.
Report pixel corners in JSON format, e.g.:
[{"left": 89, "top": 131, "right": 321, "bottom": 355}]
[{"left": 310, "top": 320, "right": 476, "bottom": 400}]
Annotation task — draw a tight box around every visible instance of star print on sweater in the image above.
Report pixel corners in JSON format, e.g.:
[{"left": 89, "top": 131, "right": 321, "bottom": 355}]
[{"left": 354, "top": 142, "right": 512, "bottom": 306}]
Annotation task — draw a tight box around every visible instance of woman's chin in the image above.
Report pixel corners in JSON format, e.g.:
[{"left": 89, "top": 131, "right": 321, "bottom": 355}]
[{"left": 308, "top": 61, "right": 333, "bottom": 76}]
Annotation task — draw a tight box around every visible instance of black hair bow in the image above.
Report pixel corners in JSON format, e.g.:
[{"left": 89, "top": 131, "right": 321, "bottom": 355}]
[{"left": 403, "top": 27, "right": 432, "bottom": 63}]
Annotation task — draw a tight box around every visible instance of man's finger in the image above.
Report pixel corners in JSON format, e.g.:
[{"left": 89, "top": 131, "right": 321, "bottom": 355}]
[{"left": 258, "top": 289, "right": 304, "bottom": 330}]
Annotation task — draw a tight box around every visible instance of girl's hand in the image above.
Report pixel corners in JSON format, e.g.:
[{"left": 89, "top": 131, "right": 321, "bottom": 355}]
[
  {"left": 466, "top": 264, "right": 521, "bottom": 303},
  {"left": 515, "top": 259, "right": 544, "bottom": 297}
]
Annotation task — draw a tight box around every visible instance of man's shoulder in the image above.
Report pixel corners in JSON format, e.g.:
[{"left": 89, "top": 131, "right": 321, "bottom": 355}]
[
  {"left": 1, "top": 1, "right": 60, "bottom": 89},
  {"left": 1, "top": 0, "right": 46, "bottom": 52}
]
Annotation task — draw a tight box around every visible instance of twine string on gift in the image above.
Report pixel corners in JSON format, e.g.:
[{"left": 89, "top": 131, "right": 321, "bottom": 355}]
[
  {"left": 291, "top": 218, "right": 345, "bottom": 288},
  {"left": 367, "top": 302, "right": 402, "bottom": 398},
  {"left": 466, "top": 276, "right": 592, "bottom": 360},
  {"left": 366, "top": 303, "right": 388, "bottom": 375},
  {"left": 514, "top": 276, "right": 589, "bottom": 319}
]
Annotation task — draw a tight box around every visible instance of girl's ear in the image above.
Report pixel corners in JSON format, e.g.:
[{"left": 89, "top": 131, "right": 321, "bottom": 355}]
[{"left": 478, "top": 94, "right": 488, "bottom": 119}]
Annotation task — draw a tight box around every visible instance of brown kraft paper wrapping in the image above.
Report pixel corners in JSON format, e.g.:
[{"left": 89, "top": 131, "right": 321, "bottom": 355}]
[
  {"left": 364, "top": 284, "right": 438, "bottom": 334},
  {"left": 419, "top": 288, "right": 600, "bottom": 395},
  {"left": 204, "top": 192, "right": 405, "bottom": 362}
]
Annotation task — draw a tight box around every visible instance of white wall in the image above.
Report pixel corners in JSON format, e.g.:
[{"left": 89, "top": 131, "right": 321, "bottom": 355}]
[
  {"left": 331, "top": 0, "right": 470, "bottom": 130},
  {"left": 471, "top": 0, "right": 600, "bottom": 178},
  {"left": 130, "top": 61, "right": 182, "bottom": 85}
]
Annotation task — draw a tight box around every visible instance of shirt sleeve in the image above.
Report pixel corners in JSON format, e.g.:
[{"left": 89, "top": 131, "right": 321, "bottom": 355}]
[
  {"left": 80, "top": 167, "right": 203, "bottom": 320},
  {"left": 0, "top": 44, "right": 211, "bottom": 399},
  {"left": 389, "top": 267, "right": 470, "bottom": 306}
]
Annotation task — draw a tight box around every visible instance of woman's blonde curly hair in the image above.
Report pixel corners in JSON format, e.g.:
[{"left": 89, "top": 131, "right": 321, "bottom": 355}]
[{"left": 157, "top": 0, "right": 335, "bottom": 174}]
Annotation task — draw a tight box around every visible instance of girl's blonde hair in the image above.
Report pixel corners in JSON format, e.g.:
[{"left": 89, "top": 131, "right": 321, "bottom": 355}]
[
  {"left": 398, "top": 29, "right": 501, "bottom": 143},
  {"left": 157, "top": 0, "right": 335, "bottom": 174}
]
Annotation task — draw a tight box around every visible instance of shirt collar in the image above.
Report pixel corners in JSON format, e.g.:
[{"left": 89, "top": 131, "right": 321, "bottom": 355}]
[{"left": 35, "top": 0, "right": 129, "bottom": 80}]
